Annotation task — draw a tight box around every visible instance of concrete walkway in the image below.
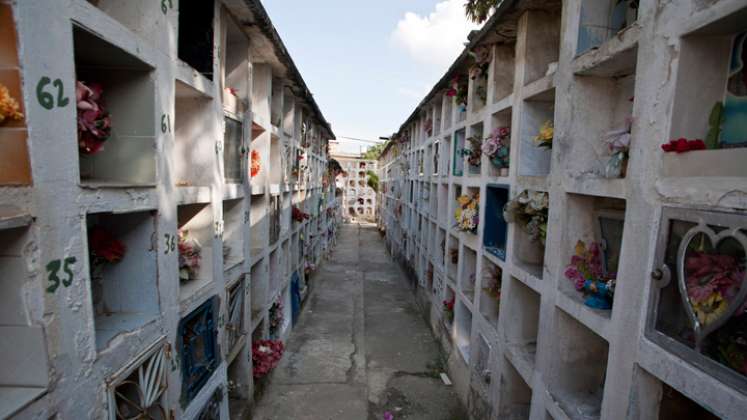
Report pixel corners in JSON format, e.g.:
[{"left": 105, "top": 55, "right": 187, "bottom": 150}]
[{"left": 252, "top": 223, "right": 466, "bottom": 420}]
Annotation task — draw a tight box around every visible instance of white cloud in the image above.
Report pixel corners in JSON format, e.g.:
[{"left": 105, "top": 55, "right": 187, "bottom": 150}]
[{"left": 391, "top": 0, "right": 480, "bottom": 68}]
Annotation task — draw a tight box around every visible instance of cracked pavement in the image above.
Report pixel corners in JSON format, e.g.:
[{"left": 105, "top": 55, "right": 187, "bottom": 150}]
[{"left": 251, "top": 223, "right": 466, "bottom": 420}]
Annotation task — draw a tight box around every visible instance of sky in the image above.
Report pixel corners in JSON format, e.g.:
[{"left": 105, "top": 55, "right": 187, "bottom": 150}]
[{"left": 262, "top": 0, "right": 480, "bottom": 154}]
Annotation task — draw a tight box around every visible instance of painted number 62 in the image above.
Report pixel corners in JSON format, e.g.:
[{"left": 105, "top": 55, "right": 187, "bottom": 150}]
[{"left": 36, "top": 77, "right": 69, "bottom": 110}]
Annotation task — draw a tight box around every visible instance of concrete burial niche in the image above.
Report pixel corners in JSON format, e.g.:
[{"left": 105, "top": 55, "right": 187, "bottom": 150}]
[
  {"left": 177, "top": 0, "right": 215, "bottom": 80},
  {"left": 576, "top": 0, "right": 637, "bottom": 55},
  {"left": 518, "top": 90, "right": 554, "bottom": 177},
  {"left": 455, "top": 298, "right": 473, "bottom": 363},
  {"left": 484, "top": 185, "right": 509, "bottom": 260},
  {"left": 549, "top": 309, "right": 609, "bottom": 420},
  {"left": 223, "top": 117, "right": 244, "bottom": 184},
  {"left": 498, "top": 357, "right": 532, "bottom": 420},
  {"left": 174, "top": 80, "right": 216, "bottom": 187},
  {"left": 73, "top": 26, "right": 156, "bottom": 186},
  {"left": 0, "top": 225, "right": 48, "bottom": 419},
  {"left": 85, "top": 211, "right": 159, "bottom": 350},
  {"left": 478, "top": 257, "right": 501, "bottom": 328},
  {"left": 461, "top": 245, "right": 477, "bottom": 303},
  {"left": 222, "top": 198, "right": 245, "bottom": 271},
  {"left": 503, "top": 276, "right": 540, "bottom": 369},
  {"left": 177, "top": 202, "right": 215, "bottom": 303},
  {"left": 0, "top": 3, "right": 31, "bottom": 186},
  {"left": 663, "top": 13, "right": 747, "bottom": 179}
]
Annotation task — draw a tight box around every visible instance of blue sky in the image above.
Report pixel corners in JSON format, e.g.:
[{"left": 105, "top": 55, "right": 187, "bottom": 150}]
[{"left": 262, "top": 0, "right": 480, "bottom": 154}]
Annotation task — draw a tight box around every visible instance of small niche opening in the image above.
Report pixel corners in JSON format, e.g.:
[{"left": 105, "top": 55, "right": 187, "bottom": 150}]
[
  {"left": 493, "top": 43, "right": 516, "bottom": 102},
  {"left": 498, "top": 358, "right": 533, "bottom": 419},
  {"left": 223, "top": 117, "right": 245, "bottom": 184},
  {"left": 223, "top": 199, "right": 245, "bottom": 271},
  {"left": 453, "top": 129, "right": 466, "bottom": 176},
  {"left": 479, "top": 257, "right": 502, "bottom": 327},
  {"left": 484, "top": 185, "right": 509, "bottom": 260},
  {"left": 519, "top": 90, "right": 554, "bottom": 177},
  {"left": 487, "top": 109, "right": 512, "bottom": 178},
  {"left": 524, "top": 10, "right": 561, "bottom": 85},
  {"left": 250, "top": 260, "right": 268, "bottom": 324},
  {"left": 549, "top": 309, "right": 609, "bottom": 420},
  {"left": 74, "top": 26, "right": 156, "bottom": 186},
  {"left": 455, "top": 299, "right": 473, "bottom": 363},
  {"left": 178, "top": 0, "right": 215, "bottom": 80},
  {"left": 177, "top": 203, "right": 215, "bottom": 302},
  {"left": 174, "top": 80, "right": 215, "bottom": 187},
  {"left": 577, "top": 0, "right": 638, "bottom": 55},
  {"left": 504, "top": 277, "right": 540, "bottom": 370},
  {"left": 461, "top": 246, "right": 477, "bottom": 302},
  {"left": 86, "top": 211, "right": 159, "bottom": 350}
]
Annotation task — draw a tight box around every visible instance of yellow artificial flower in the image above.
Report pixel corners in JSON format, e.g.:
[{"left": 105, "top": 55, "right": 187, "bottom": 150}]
[
  {"left": 457, "top": 195, "right": 471, "bottom": 206},
  {"left": 694, "top": 292, "right": 729, "bottom": 326},
  {"left": 534, "top": 120, "right": 553, "bottom": 148},
  {"left": 0, "top": 83, "right": 23, "bottom": 125}
]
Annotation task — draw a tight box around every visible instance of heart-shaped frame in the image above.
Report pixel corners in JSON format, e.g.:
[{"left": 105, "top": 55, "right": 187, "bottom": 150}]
[{"left": 676, "top": 222, "right": 747, "bottom": 351}]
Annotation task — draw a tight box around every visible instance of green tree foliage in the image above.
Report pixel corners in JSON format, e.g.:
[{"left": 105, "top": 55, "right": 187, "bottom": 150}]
[
  {"left": 366, "top": 170, "right": 379, "bottom": 192},
  {"left": 361, "top": 142, "right": 387, "bottom": 160},
  {"left": 465, "top": 0, "right": 498, "bottom": 23}
]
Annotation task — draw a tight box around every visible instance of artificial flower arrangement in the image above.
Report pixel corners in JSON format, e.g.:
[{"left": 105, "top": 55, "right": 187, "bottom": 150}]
[
  {"left": 462, "top": 136, "right": 483, "bottom": 168},
  {"left": 88, "top": 225, "right": 126, "bottom": 278},
  {"left": 455, "top": 193, "right": 479, "bottom": 233},
  {"left": 602, "top": 117, "right": 632, "bottom": 178},
  {"left": 0, "top": 83, "right": 23, "bottom": 125},
  {"left": 482, "top": 126, "right": 510, "bottom": 172},
  {"left": 661, "top": 138, "right": 706, "bottom": 153},
  {"left": 533, "top": 120, "right": 553, "bottom": 149},
  {"left": 483, "top": 264, "right": 502, "bottom": 301},
  {"left": 684, "top": 235, "right": 745, "bottom": 330},
  {"left": 178, "top": 230, "right": 202, "bottom": 282},
  {"left": 446, "top": 75, "right": 469, "bottom": 113},
  {"left": 269, "top": 300, "right": 284, "bottom": 338},
  {"left": 503, "top": 190, "right": 549, "bottom": 245},
  {"left": 77, "top": 81, "right": 112, "bottom": 155},
  {"left": 443, "top": 296, "right": 455, "bottom": 324},
  {"left": 250, "top": 150, "right": 261, "bottom": 178},
  {"left": 564, "top": 241, "right": 616, "bottom": 310},
  {"left": 292, "top": 205, "right": 310, "bottom": 223},
  {"left": 252, "top": 339, "right": 284, "bottom": 379},
  {"left": 469, "top": 45, "right": 491, "bottom": 105},
  {"left": 660, "top": 101, "right": 734, "bottom": 153}
]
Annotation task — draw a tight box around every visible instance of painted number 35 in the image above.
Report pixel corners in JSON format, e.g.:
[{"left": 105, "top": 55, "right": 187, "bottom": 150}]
[{"left": 46, "top": 257, "right": 76, "bottom": 293}]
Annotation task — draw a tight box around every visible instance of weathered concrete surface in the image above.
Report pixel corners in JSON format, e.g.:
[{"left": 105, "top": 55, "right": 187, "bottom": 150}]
[{"left": 252, "top": 223, "right": 466, "bottom": 420}]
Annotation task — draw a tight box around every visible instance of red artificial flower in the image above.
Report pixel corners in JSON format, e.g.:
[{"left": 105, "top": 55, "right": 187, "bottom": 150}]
[
  {"left": 251, "top": 150, "right": 261, "bottom": 177},
  {"left": 89, "top": 226, "right": 126, "bottom": 263},
  {"left": 661, "top": 138, "right": 706, "bottom": 153}
]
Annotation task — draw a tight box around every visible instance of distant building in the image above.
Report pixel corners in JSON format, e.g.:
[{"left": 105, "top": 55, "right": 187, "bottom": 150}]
[{"left": 331, "top": 151, "right": 378, "bottom": 222}]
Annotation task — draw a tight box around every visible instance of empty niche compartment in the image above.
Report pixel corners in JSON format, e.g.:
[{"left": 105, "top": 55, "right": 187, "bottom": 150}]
[
  {"left": 577, "top": 0, "right": 638, "bottom": 55},
  {"left": 479, "top": 257, "right": 502, "bottom": 327},
  {"left": 225, "top": 277, "right": 247, "bottom": 363},
  {"left": 441, "top": 135, "right": 451, "bottom": 176},
  {"left": 437, "top": 228, "right": 447, "bottom": 267},
  {"left": 269, "top": 194, "right": 281, "bottom": 245},
  {"left": 460, "top": 246, "right": 477, "bottom": 302},
  {"left": 223, "top": 116, "right": 245, "bottom": 184},
  {"left": 548, "top": 309, "right": 609, "bottom": 420},
  {"left": 250, "top": 260, "right": 268, "bottom": 323},
  {"left": 222, "top": 14, "right": 249, "bottom": 116},
  {"left": 567, "top": 70, "right": 635, "bottom": 180},
  {"left": 85, "top": 211, "right": 159, "bottom": 350},
  {"left": 493, "top": 43, "right": 515, "bottom": 103},
  {"left": 466, "top": 123, "right": 483, "bottom": 176},
  {"left": 222, "top": 199, "right": 245, "bottom": 271},
  {"left": 648, "top": 208, "right": 747, "bottom": 389},
  {"left": 178, "top": 0, "right": 215, "bottom": 80},
  {"left": 453, "top": 129, "right": 466, "bottom": 176},
  {"left": 87, "top": 0, "right": 163, "bottom": 42},
  {"left": 270, "top": 79, "right": 282, "bottom": 128},
  {"left": 560, "top": 194, "right": 625, "bottom": 313},
  {"left": 498, "top": 357, "right": 532, "bottom": 420},
  {"left": 430, "top": 183, "right": 438, "bottom": 216},
  {"left": 0, "top": 225, "right": 48, "bottom": 418},
  {"left": 484, "top": 185, "right": 509, "bottom": 260},
  {"left": 438, "top": 184, "right": 449, "bottom": 224},
  {"left": 443, "top": 93, "right": 453, "bottom": 130},
  {"left": 518, "top": 89, "right": 554, "bottom": 177},
  {"left": 523, "top": 9, "right": 561, "bottom": 86},
  {"left": 105, "top": 339, "right": 169, "bottom": 420},
  {"left": 657, "top": 382, "right": 720, "bottom": 419},
  {"left": 454, "top": 298, "right": 473, "bottom": 363},
  {"left": 0, "top": 3, "right": 31, "bottom": 185},
  {"left": 178, "top": 296, "right": 220, "bottom": 405},
  {"left": 269, "top": 249, "right": 280, "bottom": 296},
  {"left": 174, "top": 80, "right": 215, "bottom": 187},
  {"left": 73, "top": 26, "right": 156, "bottom": 186},
  {"left": 434, "top": 101, "right": 443, "bottom": 135},
  {"left": 250, "top": 194, "right": 269, "bottom": 257},
  {"left": 282, "top": 91, "right": 295, "bottom": 137},
  {"left": 269, "top": 137, "right": 283, "bottom": 185},
  {"left": 504, "top": 276, "right": 540, "bottom": 369},
  {"left": 663, "top": 13, "right": 747, "bottom": 179},
  {"left": 177, "top": 203, "right": 215, "bottom": 302}
]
